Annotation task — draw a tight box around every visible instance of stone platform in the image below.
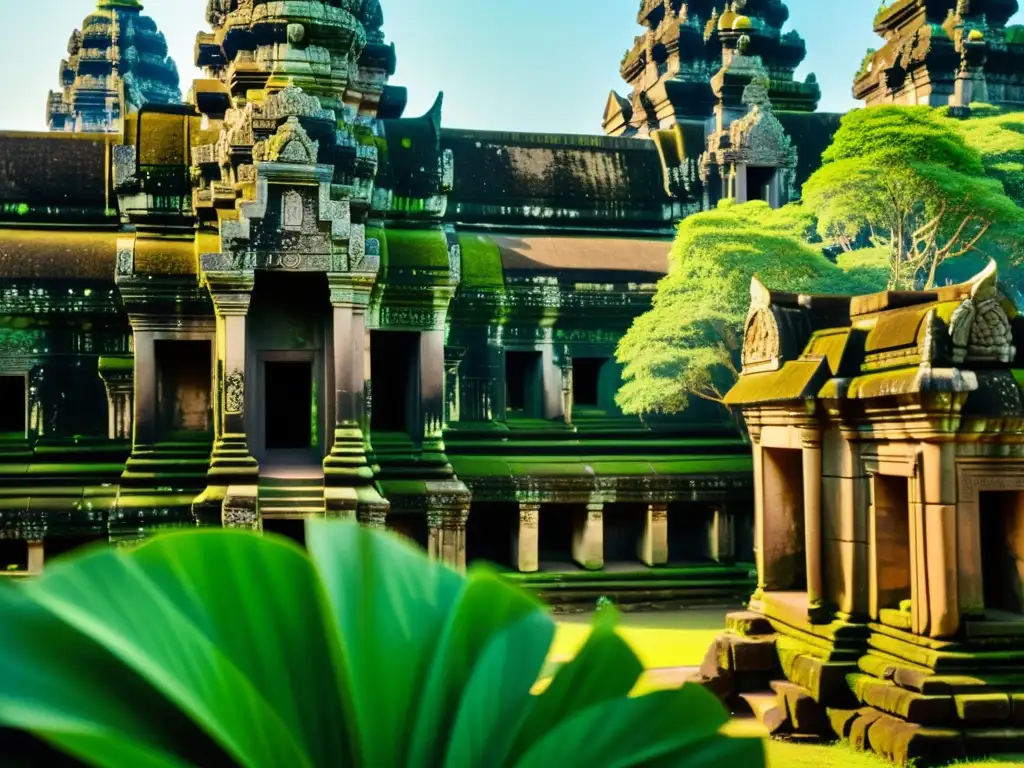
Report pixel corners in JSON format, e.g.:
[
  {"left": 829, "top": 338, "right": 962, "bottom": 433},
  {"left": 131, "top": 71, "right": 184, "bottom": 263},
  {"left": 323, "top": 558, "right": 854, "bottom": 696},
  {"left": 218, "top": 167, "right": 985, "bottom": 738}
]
[{"left": 697, "top": 608, "right": 1024, "bottom": 765}]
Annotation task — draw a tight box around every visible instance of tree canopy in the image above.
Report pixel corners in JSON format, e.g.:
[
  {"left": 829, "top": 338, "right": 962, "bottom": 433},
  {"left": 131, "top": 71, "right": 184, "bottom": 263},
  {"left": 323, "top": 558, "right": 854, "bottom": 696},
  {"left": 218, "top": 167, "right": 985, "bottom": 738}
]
[
  {"left": 615, "top": 200, "right": 881, "bottom": 416},
  {"left": 802, "top": 105, "right": 1024, "bottom": 290}
]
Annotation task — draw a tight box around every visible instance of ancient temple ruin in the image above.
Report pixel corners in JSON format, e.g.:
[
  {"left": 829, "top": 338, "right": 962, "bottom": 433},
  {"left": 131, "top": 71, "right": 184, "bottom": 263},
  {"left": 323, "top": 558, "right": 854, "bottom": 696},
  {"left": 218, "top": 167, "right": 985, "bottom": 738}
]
[
  {"left": 47, "top": 0, "right": 180, "bottom": 133},
  {"left": 698, "top": 263, "right": 1024, "bottom": 763},
  {"left": 0, "top": 0, "right": 760, "bottom": 605},
  {"left": 855, "top": 0, "right": 1024, "bottom": 111}
]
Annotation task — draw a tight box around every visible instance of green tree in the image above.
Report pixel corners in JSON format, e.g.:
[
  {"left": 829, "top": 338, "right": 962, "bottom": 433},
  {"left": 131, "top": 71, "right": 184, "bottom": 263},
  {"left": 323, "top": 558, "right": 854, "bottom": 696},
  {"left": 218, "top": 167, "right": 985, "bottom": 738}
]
[
  {"left": 615, "top": 200, "right": 878, "bottom": 416},
  {"left": 0, "top": 521, "right": 763, "bottom": 767},
  {"left": 802, "top": 105, "right": 1024, "bottom": 290}
]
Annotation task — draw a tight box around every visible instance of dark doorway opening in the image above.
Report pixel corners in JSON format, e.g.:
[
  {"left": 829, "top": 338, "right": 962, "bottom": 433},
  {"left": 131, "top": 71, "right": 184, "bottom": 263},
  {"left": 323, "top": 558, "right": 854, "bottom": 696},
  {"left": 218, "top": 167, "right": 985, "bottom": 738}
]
[
  {"left": 0, "top": 539, "right": 27, "bottom": 572},
  {"left": 572, "top": 357, "right": 606, "bottom": 409},
  {"left": 603, "top": 503, "right": 645, "bottom": 565},
  {"left": 0, "top": 375, "right": 26, "bottom": 434},
  {"left": 506, "top": 350, "right": 542, "bottom": 417},
  {"left": 980, "top": 491, "right": 1024, "bottom": 615},
  {"left": 44, "top": 535, "right": 105, "bottom": 564},
  {"left": 370, "top": 331, "right": 419, "bottom": 434},
  {"left": 538, "top": 504, "right": 575, "bottom": 571},
  {"left": 668, "top": 504, "right": 712, "bottom": 564},
  {"left": 762, "top": 447, "right": 807, "bottom": 591},
  {"left": 263, "top": 518, "right": 307, "bottom": 548},
  {"left": 466, "top": 502, "right": 519, "bottom": 569},
  {"left": 747, "top": 166, "right": 775, "bottom": 204},
  {"left": 265, "top": 361, "right": 313, "bottom": 450},
  {"left": 156, "top": 341, "right": 212, "bottom": 437},
  {"left": 388, "top": 514, "right": 429, "bottom": 551}
]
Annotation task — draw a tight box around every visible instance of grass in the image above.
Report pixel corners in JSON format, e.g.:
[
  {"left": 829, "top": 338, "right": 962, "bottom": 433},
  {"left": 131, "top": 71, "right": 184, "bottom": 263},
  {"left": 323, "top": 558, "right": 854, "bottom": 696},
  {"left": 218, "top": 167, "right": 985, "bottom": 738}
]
[{"left": 550, "top": 609, "right": 1024, "bottom": 767}]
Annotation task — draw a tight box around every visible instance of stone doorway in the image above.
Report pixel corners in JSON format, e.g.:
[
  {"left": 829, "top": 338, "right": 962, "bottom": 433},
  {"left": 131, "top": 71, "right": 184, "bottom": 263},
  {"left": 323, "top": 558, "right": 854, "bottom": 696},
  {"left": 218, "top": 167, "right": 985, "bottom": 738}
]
[
  {"left": 980, "top": 491, "right": 1024, "bottom": 616},
  {"left": 264, "top": 360, "right": 313, "bottom": 451},
  {"left": 871, "top": 474, "right": 912, "bottom": 623},
  {"left": 761, "top": 447, "right": 806, "bottom": 591}
]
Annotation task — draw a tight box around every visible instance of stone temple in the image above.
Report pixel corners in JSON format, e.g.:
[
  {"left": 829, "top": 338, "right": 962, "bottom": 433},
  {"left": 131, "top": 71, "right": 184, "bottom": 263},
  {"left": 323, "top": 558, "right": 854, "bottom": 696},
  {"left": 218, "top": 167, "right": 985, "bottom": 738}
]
[
  {"left": 1, "top": 0, "right": 809, "bottom": 603},
  {"left": 0, "top": 0, "right": 1019, "bottom": 626}
]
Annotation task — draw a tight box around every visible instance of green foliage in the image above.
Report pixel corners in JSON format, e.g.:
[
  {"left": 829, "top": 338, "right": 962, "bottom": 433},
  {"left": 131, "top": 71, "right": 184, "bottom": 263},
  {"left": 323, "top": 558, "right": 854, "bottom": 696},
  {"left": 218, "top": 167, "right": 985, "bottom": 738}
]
[
  {"left": 803, "top": 106, "right": 1024, "bottom": 290},
  {"left": 0, "top": 522, "right": 764, "bottom": 767},
  {"left": 947, "top": 107, "right": 1024, "bottom": 207},
  {"left": 615, "top": 201, "right": 880, "bottom": 416}
]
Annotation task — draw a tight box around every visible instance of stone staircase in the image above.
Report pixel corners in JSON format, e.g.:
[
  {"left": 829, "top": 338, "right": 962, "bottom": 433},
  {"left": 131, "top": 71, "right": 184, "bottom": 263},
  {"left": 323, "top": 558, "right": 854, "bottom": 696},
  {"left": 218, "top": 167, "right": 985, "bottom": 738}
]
[{"left": 258, "top": 475, "right": 325, "bottom": 519}]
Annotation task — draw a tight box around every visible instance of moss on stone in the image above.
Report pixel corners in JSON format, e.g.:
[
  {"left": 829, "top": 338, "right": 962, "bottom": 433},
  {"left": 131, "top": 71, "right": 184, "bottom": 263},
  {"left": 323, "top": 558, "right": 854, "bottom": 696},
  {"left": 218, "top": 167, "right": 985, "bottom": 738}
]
[
  {"left": 457, "top": 233, "right": 505, "bottom": 293},
  {"left": 384, "top": 228, "right": 449, "bottom": 270}
]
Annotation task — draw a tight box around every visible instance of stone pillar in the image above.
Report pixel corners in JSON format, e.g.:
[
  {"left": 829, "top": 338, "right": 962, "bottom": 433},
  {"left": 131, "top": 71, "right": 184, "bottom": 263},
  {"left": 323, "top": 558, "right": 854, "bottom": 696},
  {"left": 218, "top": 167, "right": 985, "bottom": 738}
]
[
  {"left": 734, "top": 163, "right": 749, "bottom": 203},
  {"left": 515, "top": 502, "right": 540, "bottom": 573},
  {"left": 428, "top": 508, "right": 469, "bottom": 572},
  {"left": 802, "top": 429, "right": 825, "bottom": 618},
  {"left": 130, "top": 328, "right": 157, "bottom": 450},
  {"left": 223, "top": 485, "right": 260, "bottom": 531},
  {"left": 573, "top": 502, "right": 604, "bottom": 571},
  {"left": 921, "top": 442, "right": 959, "bottom": 638},
  {"left": 487, "top": 331, "right": 505, "bottom": 422},
  {"left": 541, "top": 339, "right": 565, "bottom": 421},
  {"left": 749, "top": 426, "right": 767, "bottom": 598},
  {"left": 639, "top": 502, "right": 668, "bottom": 567},
  {"left": 205, "top": 274, "right": 258, "bottom": 489},
  {"left": 324, "top": 279, "right": 373, "bottom": 487},
  {"left": 98, "top": 356, "right": 134, "bottom": 441},
  {"left": 707, "top": 505, "right": 736, "bottom": 563},
  {"left": 26, "top": 540, "right": 44, "bottom": 575},
  {"left": 419, "top": 329, "right": 446, "bottom": 461}
]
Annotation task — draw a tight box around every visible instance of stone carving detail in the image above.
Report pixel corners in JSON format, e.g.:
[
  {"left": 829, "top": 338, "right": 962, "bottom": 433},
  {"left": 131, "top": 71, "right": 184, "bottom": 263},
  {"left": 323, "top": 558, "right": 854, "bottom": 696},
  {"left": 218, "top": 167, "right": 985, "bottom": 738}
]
[
  {"left": 348, "top": 224, "right": 366, "bottom": 271},
  {"left": 282, "top": 190, "right": 304, "bottom": 231},
  {"left": 267, "top": 117, "right": 319, "bottom": 164},
  {"left": 440, "top": 149, "right": 455, "bottom": 193},
  {"left": 520, "top": 503, "right": 539, "bottom": 526},
  {"left": 223, "top": 504, "right": 260, "bottom": 531},
  {"left": 949, "top": 262, "right": 1016, "bottom": 364},
  {"left": 263, "top": 86, "right": 335, "bottom": 122},
  {"left": 225, "top": 369, "right": 244, "bottom": 413},
  {"left": 116, "top": 241, "right": 135, "bottom": 277}
]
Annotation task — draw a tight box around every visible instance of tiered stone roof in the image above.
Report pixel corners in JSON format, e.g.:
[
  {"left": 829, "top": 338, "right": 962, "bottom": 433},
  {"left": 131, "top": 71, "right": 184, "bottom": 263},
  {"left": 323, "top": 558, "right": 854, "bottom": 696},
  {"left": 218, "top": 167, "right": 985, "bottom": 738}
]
[
  {"left": 47, "top": 0, "right": 180, "bottom": 133},
  {"left": 604, "top": 0, "right": 820, "bottom": 138}
]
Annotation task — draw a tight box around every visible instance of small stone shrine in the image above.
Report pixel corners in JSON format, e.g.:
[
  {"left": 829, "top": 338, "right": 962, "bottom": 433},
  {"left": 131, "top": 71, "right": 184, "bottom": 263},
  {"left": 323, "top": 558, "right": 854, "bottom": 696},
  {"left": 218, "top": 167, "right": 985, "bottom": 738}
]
[{"left": 697, "top": 263, "right": 1024, "bottom": 764}]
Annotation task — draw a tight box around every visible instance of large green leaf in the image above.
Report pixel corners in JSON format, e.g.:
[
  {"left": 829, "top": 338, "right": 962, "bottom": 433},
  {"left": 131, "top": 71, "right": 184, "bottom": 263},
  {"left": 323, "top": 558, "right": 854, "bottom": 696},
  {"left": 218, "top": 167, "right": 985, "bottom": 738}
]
[
  {"left": 18, "top": 531, "right": 350, "bottom": 767},
  {"left": 0, "top": 522, "right": 766, "bottom": 768},
  {"left": 305, "top": 519, "right": 464, "bottom": 766}
]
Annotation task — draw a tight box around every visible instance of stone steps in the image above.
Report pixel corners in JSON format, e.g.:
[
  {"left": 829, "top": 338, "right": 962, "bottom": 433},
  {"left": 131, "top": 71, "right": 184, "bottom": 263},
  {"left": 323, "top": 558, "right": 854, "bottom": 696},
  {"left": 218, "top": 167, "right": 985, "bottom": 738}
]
[{"left": 258, "top": 476, "right": 324, "bottom": 518}]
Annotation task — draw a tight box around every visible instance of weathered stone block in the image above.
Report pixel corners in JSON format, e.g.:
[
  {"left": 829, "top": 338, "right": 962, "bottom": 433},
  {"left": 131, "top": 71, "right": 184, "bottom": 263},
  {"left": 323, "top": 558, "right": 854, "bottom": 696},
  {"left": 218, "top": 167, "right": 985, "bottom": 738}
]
[
  {"left": 955, "top": 693, "right": 1011, "bottom": 725},
  {"left": 853, "top": 675, "right": 955, "bottom": 725},
  {"left": 827, "top": 707, "right": 860, "bottom": 740},
  {"left": 730, "top": 634, "right": 780, "bottom": 673},
  {"left": 849, "top": 707, "right": 885, "bottom": 749},
  {"left": 726, "top": 610, "right": 773, "bottom": 637},
  {"left": 787, "top": 653, "right": 857, "bottom": 707},
  {"left": 866, "top": 714, "right": 965, "bottom": 767},
  {"left": 772, "top": 680, "right": 830, "bottom": 735},
  {"left": 741, "top": 691, "right": 790, "bottom": 736}
]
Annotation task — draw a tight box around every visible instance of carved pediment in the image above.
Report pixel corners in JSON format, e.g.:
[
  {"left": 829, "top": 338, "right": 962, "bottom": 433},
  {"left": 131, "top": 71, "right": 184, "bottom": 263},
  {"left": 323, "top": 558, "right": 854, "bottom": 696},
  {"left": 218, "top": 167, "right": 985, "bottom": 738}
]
[
  {"left": 266, "top": 116, "right": 319, "bottom": 164},
  {"left": 948, "top": 262, "right": 1016, "bottom": 364}
]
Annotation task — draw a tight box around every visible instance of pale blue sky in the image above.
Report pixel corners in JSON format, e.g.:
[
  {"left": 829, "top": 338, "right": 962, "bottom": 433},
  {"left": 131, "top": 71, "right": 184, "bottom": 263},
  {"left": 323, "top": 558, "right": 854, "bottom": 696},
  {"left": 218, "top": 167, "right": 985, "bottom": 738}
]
[{"left": 4, "top": 1, "right": 1023, "bottom": 134}]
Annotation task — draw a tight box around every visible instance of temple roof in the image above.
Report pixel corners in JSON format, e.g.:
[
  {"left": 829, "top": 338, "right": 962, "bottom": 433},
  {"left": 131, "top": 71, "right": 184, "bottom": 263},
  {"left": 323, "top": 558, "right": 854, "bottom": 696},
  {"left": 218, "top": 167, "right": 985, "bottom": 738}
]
[
  {"left": 0, "top": 132, "right": 117, "bottom": 225},
  {"left": 48, "top": 0, "right": 181, "bottom": 133},
  {"left": 605, "top": 0, "right": 820, "bottom": 137},
  {"left": 724, "top": 263, "right": 1024, "bottom": 416},
  {"left": 441, "top": 129, "right": 681, "bottom": 234}
]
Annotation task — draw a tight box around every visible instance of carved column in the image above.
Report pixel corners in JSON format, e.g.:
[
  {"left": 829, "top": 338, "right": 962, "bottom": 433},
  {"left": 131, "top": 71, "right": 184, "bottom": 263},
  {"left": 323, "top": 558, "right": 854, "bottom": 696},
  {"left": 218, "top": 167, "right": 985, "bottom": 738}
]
[
  {"left": 419, "top": 328, "right": 447, "bottom": 463},
  {"left": 323, "top": 275, "right": 378, "bottom": 519},
  {"left": 540, "top": 332, "right": 565, "bottom": 421},
  {"left": 26, "top": 541, "right": 44, "bottom": 575},
  {"left": 130, "top": 327, "right": 157, "bottom": 451},
  {"left": 802, "top": 428, "right": 825, "bottom": 618},
  {"left": 749, "top": 424, "right": 767, "bottom": 599},
  {"left": 639, "top": 502, "right": 668, "bottom": 567},
  {"left": 98, "top": 356, "right": 134, "bottom": 441},
  {"left": 205, "top": 273, "right": 258, "bottom": 490},
  {"left": 573, "top": 502, "right": 604, "bottom": 571},
  {"left": 428, "top": 507, "right": 470, "bottom": 572},
  {"left": 921, "top": 442, "right": 959, "bottom": 638},
  {"left": 707, "top": 504, "right": 736, "bottom": 563},
  {"left": 515, "top": 502, "right": 540, "bottom": 573}
]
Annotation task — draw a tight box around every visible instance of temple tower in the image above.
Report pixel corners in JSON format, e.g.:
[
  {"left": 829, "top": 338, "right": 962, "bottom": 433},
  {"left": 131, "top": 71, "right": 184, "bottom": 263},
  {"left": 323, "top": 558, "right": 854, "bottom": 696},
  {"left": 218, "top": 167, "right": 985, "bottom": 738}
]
[
  {"left": 604, "top": 0, "right": 820, "bottom": 138},
  {"left": 855, "top": 0, "right": 1024, "bottom": 110},
  {"left": 111, "top": 0, "right": 469, "bottom": 561},
  {"left": 47, "top": 0, "right": 180, "bottom": 133}
]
